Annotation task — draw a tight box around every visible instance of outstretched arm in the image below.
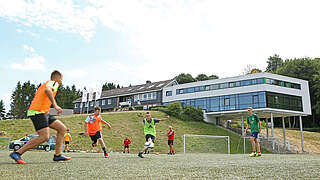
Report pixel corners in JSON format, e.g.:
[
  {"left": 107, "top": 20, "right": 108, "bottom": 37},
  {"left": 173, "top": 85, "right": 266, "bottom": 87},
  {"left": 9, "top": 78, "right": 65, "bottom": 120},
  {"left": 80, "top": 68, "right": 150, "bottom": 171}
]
[
  {"left": 159, "top": 115, "right": 170, "bottom": 121},
  {"left": 102, "top": 120, "right": 111, "bottom": 128}
]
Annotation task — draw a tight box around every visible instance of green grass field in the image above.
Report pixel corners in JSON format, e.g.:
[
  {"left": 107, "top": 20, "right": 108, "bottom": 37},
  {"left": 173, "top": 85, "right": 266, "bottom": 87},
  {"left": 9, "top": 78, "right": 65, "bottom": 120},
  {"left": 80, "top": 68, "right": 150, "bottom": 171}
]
[
  {"left": 1, "top": 151, "right": 319, "bottom": 179},
  {"left": 0, "top": 111, "right": 260, "bottom": 154}
]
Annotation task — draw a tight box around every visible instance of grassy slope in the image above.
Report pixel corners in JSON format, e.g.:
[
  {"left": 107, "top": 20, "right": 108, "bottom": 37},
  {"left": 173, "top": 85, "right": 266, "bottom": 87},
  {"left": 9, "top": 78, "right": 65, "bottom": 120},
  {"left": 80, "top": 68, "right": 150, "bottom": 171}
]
[{"left": 0, "top": 111, "right": 256, "bottom": 153}]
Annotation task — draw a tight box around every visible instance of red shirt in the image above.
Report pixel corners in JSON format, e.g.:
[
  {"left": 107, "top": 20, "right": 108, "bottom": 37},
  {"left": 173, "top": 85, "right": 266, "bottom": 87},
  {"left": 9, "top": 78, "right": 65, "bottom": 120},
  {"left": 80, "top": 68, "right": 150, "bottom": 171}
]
[
  {"left": 168, "top": 129, "right": 174, "bottom": 140},
  {"left": 124, "top": 138, "right": 131, "bottom": 146}
]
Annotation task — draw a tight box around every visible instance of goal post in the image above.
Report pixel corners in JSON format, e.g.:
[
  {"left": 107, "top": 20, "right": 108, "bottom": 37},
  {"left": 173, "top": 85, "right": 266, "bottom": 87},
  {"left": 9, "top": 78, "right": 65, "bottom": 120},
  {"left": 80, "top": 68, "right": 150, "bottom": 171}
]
[
  {"left": 0, "top": 137, "right": 10, "bottom": 151},
  {"left": 183, "top": 134, "right": 230, "bottom": 154}
]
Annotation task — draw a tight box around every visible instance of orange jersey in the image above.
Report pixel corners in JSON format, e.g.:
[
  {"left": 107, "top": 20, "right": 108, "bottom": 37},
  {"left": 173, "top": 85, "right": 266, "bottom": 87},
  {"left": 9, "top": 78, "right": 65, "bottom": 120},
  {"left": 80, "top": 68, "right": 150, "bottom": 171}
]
[
  {"left": 85, "top": 114, "right": 103, "bottom": 135},
  {"left": 28, "top": 81, "right": 59, "bottom": 114},
  {"left": 64, "top": 133, "right": 71, "bottom": 142}
]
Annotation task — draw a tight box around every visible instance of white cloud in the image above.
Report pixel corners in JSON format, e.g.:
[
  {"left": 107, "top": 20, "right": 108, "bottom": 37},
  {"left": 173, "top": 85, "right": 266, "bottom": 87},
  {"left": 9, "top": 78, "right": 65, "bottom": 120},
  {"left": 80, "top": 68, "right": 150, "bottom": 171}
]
[
  {"left": 2, "top": 0, "right": 320, "bottom": 79},
  {"left": 11, "top": 45, "right": 46, "bottom": 71}
]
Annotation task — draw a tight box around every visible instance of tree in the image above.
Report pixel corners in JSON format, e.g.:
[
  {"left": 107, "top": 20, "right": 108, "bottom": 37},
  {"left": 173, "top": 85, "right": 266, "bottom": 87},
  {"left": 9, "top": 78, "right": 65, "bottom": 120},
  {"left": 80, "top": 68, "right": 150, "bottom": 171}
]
[
  {"left": 0, "top": 100, "right": 5, "bottom": 120},
  {"left": 195, "top": 74, "right": 210, "bottom": 81},
  {"left": 102, "top": 82, "right": 117, "bottom": 91},
  {"left": 266, "top": 54, "right": 283, "bottom": 72},
  {"left": 209, "top": 75, "right": 219, "bottom": 79},
  {"left": 276, "top": 57, "right": 320, "bottom": 126},
  {"left": 176, "top": 73, "right": 196, "bottom": 84},
  {"left": 242, "top": 65, "right": 261, "bottom": 75}
]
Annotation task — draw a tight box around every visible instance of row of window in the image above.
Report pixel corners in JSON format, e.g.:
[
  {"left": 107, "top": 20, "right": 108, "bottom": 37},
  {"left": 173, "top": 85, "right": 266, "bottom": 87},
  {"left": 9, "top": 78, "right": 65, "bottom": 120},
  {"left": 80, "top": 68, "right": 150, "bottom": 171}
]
[
  {"left": 75, "top": 99, "right": 113, "bottom": 108},
  {"left": 134, "top": 92, "right": 157, "bottom": 102},
  {"left": 167, "top": 77, "right": 301, "bottom": 96},
  {"left": 165, "top": 91, "right": 303, "bottom": 112}
]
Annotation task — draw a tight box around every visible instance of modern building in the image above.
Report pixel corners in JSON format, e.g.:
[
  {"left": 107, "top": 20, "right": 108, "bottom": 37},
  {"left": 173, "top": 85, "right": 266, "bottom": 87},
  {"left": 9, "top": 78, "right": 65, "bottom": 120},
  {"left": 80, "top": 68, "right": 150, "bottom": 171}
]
[
  {"left": 162, "top": 72, "right": 311, "bottom": 152},
  {"left": 73, "top": 79, "right": 177, "bottom": 113}
]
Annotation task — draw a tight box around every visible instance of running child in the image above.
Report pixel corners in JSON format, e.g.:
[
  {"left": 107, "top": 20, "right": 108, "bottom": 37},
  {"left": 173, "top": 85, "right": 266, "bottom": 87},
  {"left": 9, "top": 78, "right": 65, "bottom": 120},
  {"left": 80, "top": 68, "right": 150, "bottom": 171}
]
[
  {"left": 10, "top": 70, "right": 70, "bottom": 164},
  {"left": 138, "top": 112, "right": 169, "bottom": 158},
  {"left": 244, "top": 107, "right": 262, "bottom": 157},
  {"left": 84, "top": 106, "right": 111, "bottom": 158}
]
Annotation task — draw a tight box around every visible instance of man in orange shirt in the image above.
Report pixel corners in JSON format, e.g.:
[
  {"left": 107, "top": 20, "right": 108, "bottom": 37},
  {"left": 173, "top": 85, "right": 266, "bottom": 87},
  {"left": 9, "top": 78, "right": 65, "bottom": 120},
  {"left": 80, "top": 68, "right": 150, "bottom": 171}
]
[
  {"left": 84, "top": 106, "right": 111, "bottom": 158},
  {"left": 64, "top": 129, "right": 72, "bottom": 152},
  {"left": 10, "top": 70, "right": 70, "bottom": 164}
]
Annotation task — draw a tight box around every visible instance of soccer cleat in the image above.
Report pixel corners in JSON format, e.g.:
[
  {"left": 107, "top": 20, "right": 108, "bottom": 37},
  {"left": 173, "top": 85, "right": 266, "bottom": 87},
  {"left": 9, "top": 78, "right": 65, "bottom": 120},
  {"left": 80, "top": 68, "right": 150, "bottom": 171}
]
[
  {"left": 249, "top": 152, "right": 256, "bottom": 157},
  {"left": 104, "top": 153, "right": 109, "bottom": 158},
  {"left": 53, "top": 155, "right": 71, "bottom": 162},
  {"left": 138, "top": 152, "right": 144, "bottom": 158},
  {"left": 257, "top": 152, "right": 262, "bottom": 157},
  {"left": 10, "top": 152, "right": 26, "bottom": 164}
]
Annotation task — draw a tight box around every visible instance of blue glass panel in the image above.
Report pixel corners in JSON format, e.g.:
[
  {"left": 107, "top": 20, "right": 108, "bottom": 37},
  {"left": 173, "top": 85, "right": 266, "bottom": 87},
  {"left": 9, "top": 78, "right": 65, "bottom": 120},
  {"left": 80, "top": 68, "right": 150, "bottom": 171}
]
[{"left": 241, "top": 80, "right": 250, "bottom": 86}]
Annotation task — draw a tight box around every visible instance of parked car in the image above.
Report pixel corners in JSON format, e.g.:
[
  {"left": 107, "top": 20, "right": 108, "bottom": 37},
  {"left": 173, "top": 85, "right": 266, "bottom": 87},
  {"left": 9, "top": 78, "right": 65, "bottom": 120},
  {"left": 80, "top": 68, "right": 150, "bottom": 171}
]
[{"left": 9, "top": 135, "right": 56, "bottom": 152}]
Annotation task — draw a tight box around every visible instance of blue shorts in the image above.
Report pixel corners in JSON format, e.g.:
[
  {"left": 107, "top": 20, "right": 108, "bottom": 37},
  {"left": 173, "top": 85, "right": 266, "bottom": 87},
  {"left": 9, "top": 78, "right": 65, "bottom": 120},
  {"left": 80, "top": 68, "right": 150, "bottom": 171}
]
[{"left": 251, "top": 132, "right": 259, "bottom": 139}]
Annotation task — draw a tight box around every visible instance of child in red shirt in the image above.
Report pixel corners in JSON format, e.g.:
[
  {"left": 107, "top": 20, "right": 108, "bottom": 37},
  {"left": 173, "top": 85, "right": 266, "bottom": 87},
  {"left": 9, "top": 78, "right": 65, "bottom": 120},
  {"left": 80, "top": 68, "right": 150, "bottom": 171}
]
[
  {"left": 167, "top": 126, "right": 175, "bottom": 155},
  {"left": 123, "top": 137, "right": 131, "bottom": 153}
]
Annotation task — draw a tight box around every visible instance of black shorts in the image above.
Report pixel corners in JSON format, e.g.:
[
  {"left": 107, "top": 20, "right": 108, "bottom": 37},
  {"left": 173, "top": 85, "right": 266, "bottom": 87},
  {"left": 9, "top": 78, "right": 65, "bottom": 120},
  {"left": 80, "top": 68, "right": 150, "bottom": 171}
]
[
  {"left": 29, "top": 114, "right": 57, "bottom": 131},
  {"left": 89, "top": 131, "right": 102, "bottom": 145},
  {"left": 124, "top": 145, "right": 129, "bottom": 148},
  {"left": 168, "top": 140, "right": 174, "bottom": 145},
  {"left": 145, "top": 134, "right": 155, "bottom": 142},
  {"left": 65, "top": 141, "right": 70, "bottom": 145}
]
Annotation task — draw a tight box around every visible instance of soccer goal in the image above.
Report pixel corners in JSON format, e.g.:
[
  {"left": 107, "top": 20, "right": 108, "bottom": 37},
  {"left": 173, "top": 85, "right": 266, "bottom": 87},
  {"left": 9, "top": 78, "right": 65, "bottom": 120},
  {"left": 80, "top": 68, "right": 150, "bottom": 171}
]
[
  {"left": 183, "top": 134, "right": 230, "bottom": 154},
  {"left": 0, "top": 137, "right": 10, "bottom": 151}
]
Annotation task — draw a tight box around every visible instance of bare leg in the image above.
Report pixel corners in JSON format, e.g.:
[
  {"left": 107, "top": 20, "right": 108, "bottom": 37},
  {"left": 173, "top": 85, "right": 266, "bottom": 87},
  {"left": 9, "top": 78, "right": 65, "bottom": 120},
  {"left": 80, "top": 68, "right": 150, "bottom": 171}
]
[
  {"left": 16, "top": 128, "right": 50, "bottom": 155},
  {"left": 255, "top": 139, "right": 261, "bottom": 152},
  {"left": 49, "top": 120, "right": 66, "bottom": 156},
  {"left": 127, "top": 147, "right": 130, "bottom": 153},
  {"left": 98, "top": 138, "right": 106, "bottom": 149},
  {"left": 250, "top": 137, "right": 256, "bottom": 152}
]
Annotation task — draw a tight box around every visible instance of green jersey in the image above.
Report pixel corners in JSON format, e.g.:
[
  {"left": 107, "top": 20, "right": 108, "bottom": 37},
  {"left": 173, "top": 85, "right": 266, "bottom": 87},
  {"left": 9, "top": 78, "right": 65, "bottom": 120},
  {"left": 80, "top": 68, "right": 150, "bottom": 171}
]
[
  {"left": 247, "top": 114, "right": 260, "bottom": 133},
  {"left": 144, "top": 118, "right": 157, "bottom": 137}
]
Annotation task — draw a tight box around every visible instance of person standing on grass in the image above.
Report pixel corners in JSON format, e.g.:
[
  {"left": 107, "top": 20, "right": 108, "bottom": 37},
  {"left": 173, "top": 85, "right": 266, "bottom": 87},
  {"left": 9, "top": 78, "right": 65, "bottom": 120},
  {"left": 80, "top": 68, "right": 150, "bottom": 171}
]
[
  {"left": 84, "top": 106, "right": 111, "bottom": 158},
  {"left": 138, "top": 112, "right": 170, "bottom": 158},
  {"left": 167, "top": 126, "right": 175, "bottom": 155},
  {"left": 10, "top": 70, "right": 70, "bottom": 164},
  {"left": 123, "top": 136, "right": 131, "bottom": 153},
  {"left": 244, "top": 107, "right": 262, "bottom": 157},
  {"left": 64, "top": 129, "right": 71, "bottom": 152}
]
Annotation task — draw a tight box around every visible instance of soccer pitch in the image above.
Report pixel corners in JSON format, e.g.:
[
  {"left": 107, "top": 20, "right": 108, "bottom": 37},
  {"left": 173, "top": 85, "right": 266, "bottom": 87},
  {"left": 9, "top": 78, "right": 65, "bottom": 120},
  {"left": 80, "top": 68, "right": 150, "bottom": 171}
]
[{"left": 1, "top": 151, "right": 319, "bottom": 179}]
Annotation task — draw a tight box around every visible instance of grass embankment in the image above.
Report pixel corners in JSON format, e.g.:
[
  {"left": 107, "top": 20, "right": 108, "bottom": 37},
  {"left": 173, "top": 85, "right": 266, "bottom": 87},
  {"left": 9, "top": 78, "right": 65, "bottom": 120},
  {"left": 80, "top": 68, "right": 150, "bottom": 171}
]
[{"left": 0, "top": 111, "right": 255, "bottom": 153}]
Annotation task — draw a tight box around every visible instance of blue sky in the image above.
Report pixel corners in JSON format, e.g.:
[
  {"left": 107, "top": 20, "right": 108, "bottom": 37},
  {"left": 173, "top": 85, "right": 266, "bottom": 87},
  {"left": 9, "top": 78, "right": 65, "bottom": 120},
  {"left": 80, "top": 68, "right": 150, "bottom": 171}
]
[{"left": 1, "top": 0, "right": 320, "bottom": 111}]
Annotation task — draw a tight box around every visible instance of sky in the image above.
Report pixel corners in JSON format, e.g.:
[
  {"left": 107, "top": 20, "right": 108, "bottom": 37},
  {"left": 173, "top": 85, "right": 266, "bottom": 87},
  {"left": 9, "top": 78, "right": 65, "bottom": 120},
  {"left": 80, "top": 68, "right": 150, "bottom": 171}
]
[{"left": 1, "top": 0, "right": 320, "bottom": 112}]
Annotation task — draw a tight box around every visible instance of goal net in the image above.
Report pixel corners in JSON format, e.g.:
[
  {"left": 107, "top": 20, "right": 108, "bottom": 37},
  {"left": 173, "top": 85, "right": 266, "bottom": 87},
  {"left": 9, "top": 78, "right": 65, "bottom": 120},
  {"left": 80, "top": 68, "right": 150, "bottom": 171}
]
[
  {"left": 0, "top": 137, "right": 10, "bottom": 151},
  {"left": 183, "top": 134, "right": 230, "bottom": 154}
]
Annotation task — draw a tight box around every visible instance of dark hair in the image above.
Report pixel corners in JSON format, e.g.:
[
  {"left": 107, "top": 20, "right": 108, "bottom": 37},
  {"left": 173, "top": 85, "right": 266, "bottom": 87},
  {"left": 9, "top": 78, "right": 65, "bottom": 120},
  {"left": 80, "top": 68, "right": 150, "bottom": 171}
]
[
  {"left": 146, "top": 112, "right": 150, "bottom": 114},
  {"left": 94, "top": 106, "right": 101, "bottom": 111},
  {"left": 51, "top": 70, "right": 62, "bottom": 80}
]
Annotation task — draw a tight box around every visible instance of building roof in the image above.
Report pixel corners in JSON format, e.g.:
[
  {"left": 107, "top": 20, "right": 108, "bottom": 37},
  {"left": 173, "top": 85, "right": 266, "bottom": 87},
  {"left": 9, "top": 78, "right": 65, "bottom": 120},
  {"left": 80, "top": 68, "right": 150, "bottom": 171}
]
[{"left": 73, "top": 79, "right": 176, "bottom": 103}]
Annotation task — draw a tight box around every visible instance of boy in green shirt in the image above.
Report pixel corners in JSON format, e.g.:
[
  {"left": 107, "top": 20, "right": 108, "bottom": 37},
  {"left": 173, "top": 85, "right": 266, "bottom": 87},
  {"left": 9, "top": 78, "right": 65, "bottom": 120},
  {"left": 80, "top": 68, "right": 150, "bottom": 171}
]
[
  {"left": 244, "top": 107, "right": 261, "bottom": 157},
  {"left": 138, "top": 112, "right": 169, "bottom": 158}
]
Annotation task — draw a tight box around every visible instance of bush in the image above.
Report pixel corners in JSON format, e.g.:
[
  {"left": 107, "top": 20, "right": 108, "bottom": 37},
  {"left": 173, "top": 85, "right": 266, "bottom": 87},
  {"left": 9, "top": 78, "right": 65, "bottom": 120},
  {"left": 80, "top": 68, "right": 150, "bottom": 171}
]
[
  {"left": 134, "top": 106, "right": 144, "bottom": 110},
  {"left": 166, "top": 102, "right": 183, "bottom": 117},
  {"left": 180, "top": 105, "right": 203, "bottom": 121}
]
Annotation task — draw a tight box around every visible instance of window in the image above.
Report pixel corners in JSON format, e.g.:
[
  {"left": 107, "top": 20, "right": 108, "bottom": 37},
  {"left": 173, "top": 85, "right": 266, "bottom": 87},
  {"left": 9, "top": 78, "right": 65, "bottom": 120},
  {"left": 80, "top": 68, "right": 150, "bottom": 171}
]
[
  {"left": 229, "top": 82, "right": 234, "bottom": 88},
  {"left": 143, "top": 94, "right": 147, "bottom": 99},
  {"left": 257, "top": 78, "right": 264, "bottom": 84},
  {"left": 90, "top": 102, "right": 94, "bottom": 106},
  {"left": 152, "top": 92, "right": 157, "bottom": 99},
  {"left": 176, "top": 89, "right": 180, "bottom": 95},
  {"left": 253, "top": 95, "right": 259, "bottom": 104},
  {"left": 199, "top": 86, "right": 205, "bottom": 91},
  {"left": 96, "top": 100, "right": 100, "bottom": 106},
  {"left": 241, "top": 80, "right": 250, "bottom": 86},
  {"left": 194, "top": 86, "right": 200, "bottom": 92},
  {"left": 210, "top": 84, "right": 219, "bottom": 90},
  {"left": 188, "top": 87, "right": 195, "bottom": 93},
  {"left": 220, "top": 83, "right": 228, "bottom": 89},
  {"left": 235, "top": 81, "right": 241, "bottom": 87},
  {"left": 85, "top": 102, "right": 88, "bottom": 107},
  {"left": 166, "top": 91, "right": 172, "bottom": 96},
  {"left": 224, "top": 98, "right": 230, "bottom": 106},
  {"left": 205, "top": 85, "right": 210, "bottom": 91},
  {"left": 147, "top": 93, "right": 152, "bottom": 99},
  {"left": 252, "top": 79, "right": 257, "bottom": 85},
  {"left": 74, "top": 104, "right": 78, "bottom": 108},
  {"left": 108, "top": 99, "right": 112, "bottom": 105},
  {"left": 102, "top": 100, "right": 106, "bottom": 105},
  {"left": 134, "top": 95, "right": 139, "bottom": 102},
  {"left": 80, "top": 103, "right": 83, "bottom": 108}
]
